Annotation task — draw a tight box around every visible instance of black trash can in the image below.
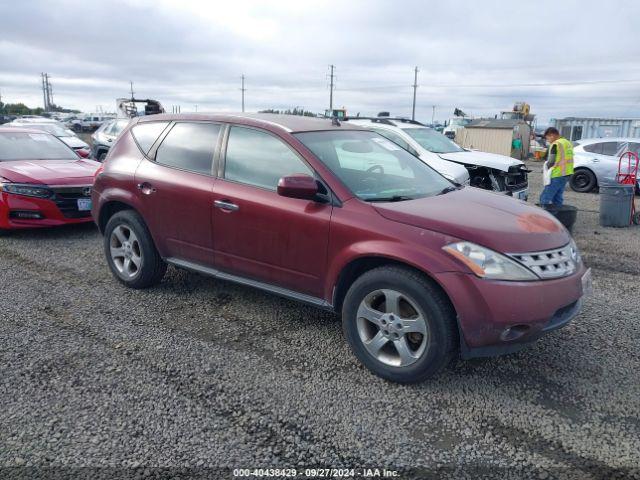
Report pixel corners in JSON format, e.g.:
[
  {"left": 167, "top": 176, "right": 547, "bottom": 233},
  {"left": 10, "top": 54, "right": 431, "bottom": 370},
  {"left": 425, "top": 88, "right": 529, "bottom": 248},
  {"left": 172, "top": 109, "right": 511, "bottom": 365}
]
[
  {"left": 542, "top": 204, "right": 578, "bottom": 233},
  {"left": 599, "top": 185, "right": 634, "bottom": 227}
]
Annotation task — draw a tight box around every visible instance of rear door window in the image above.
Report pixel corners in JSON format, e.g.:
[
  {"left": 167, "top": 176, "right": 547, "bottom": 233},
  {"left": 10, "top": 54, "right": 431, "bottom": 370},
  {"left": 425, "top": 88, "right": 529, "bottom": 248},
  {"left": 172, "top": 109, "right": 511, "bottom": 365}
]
[
  {"left": 154, "top": 122, "right": 220, "bottom": 175},
  {"left": 131, "top": 121, "right": 169, "bottom": 155},
  {"left": 600, "top": 142, "right": 620, "bottom": 156},
  {"left": 583, "top": 143, "right": 603, "bottom": 154},
  {"left": 224, "top": 126, "right": 312, "bottom": 190}
]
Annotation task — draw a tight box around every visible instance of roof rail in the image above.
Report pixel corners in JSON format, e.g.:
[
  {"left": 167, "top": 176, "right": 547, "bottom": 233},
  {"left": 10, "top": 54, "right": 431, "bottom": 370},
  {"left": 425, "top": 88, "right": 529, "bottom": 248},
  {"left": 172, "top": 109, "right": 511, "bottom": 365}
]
[{"left": 343, "top": 116, "right": 426, "bottom": 126}]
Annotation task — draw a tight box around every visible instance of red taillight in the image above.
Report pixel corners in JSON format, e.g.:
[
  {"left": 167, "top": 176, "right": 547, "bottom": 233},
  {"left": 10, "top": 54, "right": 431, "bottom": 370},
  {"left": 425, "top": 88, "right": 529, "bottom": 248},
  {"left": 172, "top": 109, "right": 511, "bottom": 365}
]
[{"left": 76, "top": 148, "right": 90, "bottom": 158}]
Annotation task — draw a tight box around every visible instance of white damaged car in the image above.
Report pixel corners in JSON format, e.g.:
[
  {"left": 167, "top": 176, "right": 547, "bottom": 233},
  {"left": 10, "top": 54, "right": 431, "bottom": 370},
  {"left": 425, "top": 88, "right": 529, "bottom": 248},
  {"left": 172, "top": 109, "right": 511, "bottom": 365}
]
[{"left": 347, "top": 117, "right": 529, "bottom": 200}]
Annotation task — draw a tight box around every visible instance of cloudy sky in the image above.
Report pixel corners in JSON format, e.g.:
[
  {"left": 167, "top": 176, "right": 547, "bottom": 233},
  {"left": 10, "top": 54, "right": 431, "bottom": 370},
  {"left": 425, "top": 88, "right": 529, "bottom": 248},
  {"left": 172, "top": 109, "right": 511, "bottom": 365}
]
[{"left": 1, "top": 0, "right": 640, "bottom": 123}]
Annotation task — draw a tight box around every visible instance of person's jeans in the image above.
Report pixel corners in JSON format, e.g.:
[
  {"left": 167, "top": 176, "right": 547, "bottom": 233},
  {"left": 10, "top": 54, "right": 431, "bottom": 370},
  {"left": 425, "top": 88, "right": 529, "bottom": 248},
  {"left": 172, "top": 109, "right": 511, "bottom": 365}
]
[{"left": 540, "top": 176, "right": 569, "bottom": 205}]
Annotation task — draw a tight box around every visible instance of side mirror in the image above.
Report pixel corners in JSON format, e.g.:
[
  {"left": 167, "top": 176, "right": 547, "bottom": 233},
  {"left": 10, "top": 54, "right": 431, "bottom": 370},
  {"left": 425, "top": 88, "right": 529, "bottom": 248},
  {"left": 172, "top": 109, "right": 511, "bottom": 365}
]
[{"left": 277, "top": 174, "right": 318, "bottom": 200}]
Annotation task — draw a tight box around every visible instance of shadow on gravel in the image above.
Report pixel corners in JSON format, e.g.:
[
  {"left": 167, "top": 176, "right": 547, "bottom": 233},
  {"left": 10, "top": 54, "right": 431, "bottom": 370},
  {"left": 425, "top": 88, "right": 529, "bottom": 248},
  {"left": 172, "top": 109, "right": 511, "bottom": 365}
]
[{"left": 0, "top": 222, "right": 99, "bottom": 241}]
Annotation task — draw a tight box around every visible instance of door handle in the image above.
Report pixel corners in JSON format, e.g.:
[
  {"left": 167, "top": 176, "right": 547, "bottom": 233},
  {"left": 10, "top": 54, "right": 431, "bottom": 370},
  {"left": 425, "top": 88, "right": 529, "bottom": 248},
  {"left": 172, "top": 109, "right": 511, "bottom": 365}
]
[
  {"left": 214, "top": 200, "right": 239, "bottom": 212},
  {"left": 137, "top": 182, "right": 156, "bottom": 195},
  {"left": 592, "top": 158, "right": 599, "bottom": 163}
]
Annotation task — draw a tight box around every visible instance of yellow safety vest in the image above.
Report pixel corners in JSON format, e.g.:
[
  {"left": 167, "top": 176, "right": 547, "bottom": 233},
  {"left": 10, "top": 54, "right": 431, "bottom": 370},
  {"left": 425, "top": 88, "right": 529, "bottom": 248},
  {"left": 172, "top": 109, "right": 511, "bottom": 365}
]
[{"left": 550, "top": 137, "right": 574, "bottom": 178}]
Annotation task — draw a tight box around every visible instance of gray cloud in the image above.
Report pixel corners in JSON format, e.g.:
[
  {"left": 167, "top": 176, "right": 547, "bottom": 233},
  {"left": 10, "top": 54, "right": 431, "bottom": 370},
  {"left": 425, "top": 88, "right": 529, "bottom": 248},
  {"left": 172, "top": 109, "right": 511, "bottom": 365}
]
[{"left": 1, "top": 0, "right": 639, "bottom": 123}]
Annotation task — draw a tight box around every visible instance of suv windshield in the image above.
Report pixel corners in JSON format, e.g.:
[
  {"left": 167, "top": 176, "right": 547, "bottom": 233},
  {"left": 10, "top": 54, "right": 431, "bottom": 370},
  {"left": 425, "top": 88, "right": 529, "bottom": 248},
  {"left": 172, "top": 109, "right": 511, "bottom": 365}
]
[
  {"left": 404, "top": 128, "right": 464, "bottom": 154},
  {"left": 0, "top": 132, "right": 75, "bottom": 161},
  {"left": 295, "top": 130, "right": 453, "bottom": 202}
]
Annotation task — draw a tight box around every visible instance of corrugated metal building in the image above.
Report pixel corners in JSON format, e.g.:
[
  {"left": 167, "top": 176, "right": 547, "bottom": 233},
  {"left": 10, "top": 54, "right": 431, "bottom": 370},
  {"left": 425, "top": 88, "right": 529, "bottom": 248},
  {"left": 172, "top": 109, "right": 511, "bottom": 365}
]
[
  {"left": 456, "top": 118, "right": 531, "bottom": 159},
  {"left": 550, "top": 117, "right": 640, "bottom": 141}
]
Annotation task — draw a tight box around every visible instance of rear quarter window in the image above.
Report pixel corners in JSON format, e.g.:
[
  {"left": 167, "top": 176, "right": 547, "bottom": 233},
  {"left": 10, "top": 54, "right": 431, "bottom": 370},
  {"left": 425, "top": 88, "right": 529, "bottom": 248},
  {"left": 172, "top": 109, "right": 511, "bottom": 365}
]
[{"left": 131, "top": 122, "right": 169, "bottom": 155}]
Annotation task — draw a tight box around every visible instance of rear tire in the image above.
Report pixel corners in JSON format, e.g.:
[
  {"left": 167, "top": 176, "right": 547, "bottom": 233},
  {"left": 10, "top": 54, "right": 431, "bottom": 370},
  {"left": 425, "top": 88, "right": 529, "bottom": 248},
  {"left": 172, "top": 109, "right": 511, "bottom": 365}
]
[
  {"left": 341, "top": 266, "right": 457, "bottom": 383},
  {"left": 570, "top": 169, "right": 597, "bottom": 193},
  {"left": 103, "top": 210, "right": 166, "bottom": 288}
]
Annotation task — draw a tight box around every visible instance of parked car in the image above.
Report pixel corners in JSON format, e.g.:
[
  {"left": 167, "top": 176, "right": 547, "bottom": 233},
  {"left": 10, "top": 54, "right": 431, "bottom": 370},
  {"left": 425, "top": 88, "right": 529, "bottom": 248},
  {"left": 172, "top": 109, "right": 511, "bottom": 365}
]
[
  {"left": 93, "top": 113, "right": 589, "bottom": 383},
  {"left": 91, "top": 118, "right": 130, "bottom": 161},
  {"left": 68, "top": 114, "right": 115, "bottom": 132},
  {"left": 570, "top": 137, "right": 640, "bottom": 193},
  {"left": 0, "top": 127, "right": 100, "bottom": 232},
  {"left": 347, "top": 117, "right": 529, "bottom": 199},
  {"left": 7, "top": 121, "right": 91, "bottom": 158}
]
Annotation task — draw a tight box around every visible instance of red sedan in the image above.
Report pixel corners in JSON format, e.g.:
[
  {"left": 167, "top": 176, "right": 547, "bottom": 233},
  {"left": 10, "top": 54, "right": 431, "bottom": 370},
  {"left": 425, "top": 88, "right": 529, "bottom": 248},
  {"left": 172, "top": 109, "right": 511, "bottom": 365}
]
[{"left": 0, "top": 127, "right": 100, "bottom": 233}]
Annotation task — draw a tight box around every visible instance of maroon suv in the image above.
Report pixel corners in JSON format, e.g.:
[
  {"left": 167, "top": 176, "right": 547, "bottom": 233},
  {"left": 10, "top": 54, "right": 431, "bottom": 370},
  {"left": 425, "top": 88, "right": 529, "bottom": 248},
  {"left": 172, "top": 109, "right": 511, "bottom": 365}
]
[{"left": 92, "top": 113, "right": 591, "bottom": 383}]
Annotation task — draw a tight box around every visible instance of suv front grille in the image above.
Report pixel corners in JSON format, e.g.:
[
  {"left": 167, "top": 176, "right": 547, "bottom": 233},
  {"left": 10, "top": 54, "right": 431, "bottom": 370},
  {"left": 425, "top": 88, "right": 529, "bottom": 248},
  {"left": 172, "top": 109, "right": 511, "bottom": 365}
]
[
  {"left": 51, "top": 186, "right": 92, "bottom": 219},
  {"left": 509, "top": 244, "right": 576, "bottom": 279}
]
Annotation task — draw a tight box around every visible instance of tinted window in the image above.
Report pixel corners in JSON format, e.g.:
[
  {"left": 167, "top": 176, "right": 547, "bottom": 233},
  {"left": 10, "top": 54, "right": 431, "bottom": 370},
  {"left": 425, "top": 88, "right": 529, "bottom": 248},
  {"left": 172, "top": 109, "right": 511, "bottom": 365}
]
[
  {"left": 583, "top": 143, "right": 603, "bottom": 154},
  {"left": 155, "top": 122, "right": 220, "bottom": 175},
  {"left": 601, "top": 142, "right": 620, "bottom": 156},
  {"left": 0, "top": 132, "right": 75, "bottom": 161},
  {"left": 131, "top": 121, "right": 169, "bottom": 154},
  {"left": 224, "top": 126, "right": 312, "bottom": 189}
]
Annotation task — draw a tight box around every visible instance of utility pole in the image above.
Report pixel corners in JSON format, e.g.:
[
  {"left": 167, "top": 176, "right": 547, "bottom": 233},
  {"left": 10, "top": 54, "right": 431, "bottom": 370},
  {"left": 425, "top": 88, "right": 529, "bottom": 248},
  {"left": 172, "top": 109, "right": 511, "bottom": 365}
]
[
  {"left": 240, "top": 75, "right": 246, "bottom": 112},
  {"left": 41, "top": 73, "right": 49, "bottom": 111},
  {"left": 194, "top": 105, "right": 198, "bottom": 112},
  {"left": 328, "top": 65, "right": 335, "bottom": 113},
  {"left": 432, "top": 105, "right": 436, "bottom": 125},
  {"left": 129, "top": 81, "right": 135, "bottom": 100},
  {"left": 47, "top": 74, "right": 53, "bottom": 108},
  {"left": 411, "top": 66, "right": 419, "bottom": 121}
]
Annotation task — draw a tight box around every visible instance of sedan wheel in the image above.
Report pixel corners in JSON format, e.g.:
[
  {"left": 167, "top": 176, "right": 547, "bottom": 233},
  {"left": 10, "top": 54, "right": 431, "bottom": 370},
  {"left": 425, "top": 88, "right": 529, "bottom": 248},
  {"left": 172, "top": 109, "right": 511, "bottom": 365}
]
[
  {"left": 356, "top": 289, "right": 429, "bottom": 367},
  {"left": 570, "top": 169, "right": 597, "bottom": 193},
  {"left": 109, "top": 225, "right": 142, "bottom": 279}
]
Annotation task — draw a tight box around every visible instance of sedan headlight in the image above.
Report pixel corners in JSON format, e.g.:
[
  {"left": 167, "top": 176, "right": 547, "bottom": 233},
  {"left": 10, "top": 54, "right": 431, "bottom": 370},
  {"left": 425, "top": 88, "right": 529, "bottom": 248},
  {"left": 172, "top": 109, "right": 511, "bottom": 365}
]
[
  {"left": 443, "top": 241, "right": 538, "bottom": 281},
  {"left": 0, "top": 183, "right": 53, "bottom": 199}
]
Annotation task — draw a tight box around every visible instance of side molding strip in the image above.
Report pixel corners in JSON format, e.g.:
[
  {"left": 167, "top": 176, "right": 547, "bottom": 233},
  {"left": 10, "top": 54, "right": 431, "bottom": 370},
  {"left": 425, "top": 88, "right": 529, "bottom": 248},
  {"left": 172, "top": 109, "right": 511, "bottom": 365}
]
[{"left": 166, "top": 258, "right": 333, "bottom": 310}]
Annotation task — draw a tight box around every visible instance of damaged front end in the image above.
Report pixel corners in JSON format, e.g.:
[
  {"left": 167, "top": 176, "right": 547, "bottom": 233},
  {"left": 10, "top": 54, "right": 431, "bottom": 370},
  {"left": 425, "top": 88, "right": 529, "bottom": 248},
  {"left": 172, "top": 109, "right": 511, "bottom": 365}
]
[{"left": 464, "top": 164, "right": 529, "bottom": 199}]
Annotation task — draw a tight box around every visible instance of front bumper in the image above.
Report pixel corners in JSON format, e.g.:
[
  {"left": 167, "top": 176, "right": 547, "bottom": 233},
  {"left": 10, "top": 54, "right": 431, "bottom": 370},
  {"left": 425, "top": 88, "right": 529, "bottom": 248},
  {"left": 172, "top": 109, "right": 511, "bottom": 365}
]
[
  {"left": 437, "top": 262, "right": 587, "bottom": 358},
  {"left": 0, "top": 191, "right": 93, "bottom": 230}
]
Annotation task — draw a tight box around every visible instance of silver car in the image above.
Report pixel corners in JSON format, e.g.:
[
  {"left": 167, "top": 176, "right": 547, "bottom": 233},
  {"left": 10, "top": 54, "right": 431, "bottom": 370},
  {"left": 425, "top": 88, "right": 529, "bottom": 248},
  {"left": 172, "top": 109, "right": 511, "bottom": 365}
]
[{"left": 571, "top": 137, "right": 640, "bottom": 192}]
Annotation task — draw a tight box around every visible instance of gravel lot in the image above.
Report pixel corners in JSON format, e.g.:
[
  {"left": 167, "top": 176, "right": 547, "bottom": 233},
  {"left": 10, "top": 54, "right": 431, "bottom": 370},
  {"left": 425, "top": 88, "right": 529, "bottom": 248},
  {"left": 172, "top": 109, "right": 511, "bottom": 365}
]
[{"left": 1, "top": 160, "right": 639, "bottom": 479}]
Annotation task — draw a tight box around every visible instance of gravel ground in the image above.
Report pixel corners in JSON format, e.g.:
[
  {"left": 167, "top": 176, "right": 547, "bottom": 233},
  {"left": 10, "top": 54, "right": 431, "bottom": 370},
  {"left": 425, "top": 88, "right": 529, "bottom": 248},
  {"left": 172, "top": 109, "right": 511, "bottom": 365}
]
[{"left": 1, "top": 160, "right": 639, "bottom": 479}]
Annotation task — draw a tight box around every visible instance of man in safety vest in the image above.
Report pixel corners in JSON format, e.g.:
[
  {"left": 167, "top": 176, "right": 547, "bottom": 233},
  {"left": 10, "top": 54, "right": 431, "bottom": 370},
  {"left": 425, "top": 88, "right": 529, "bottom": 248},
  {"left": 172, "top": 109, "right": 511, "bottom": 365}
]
[{"left": 540, "top": 127, "right": 574, "bottom": 205}]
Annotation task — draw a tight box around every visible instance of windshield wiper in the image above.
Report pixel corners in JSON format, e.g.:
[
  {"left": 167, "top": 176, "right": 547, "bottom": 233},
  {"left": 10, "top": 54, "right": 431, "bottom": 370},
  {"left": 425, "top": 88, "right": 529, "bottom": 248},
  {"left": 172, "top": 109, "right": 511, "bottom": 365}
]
[
  {"left": 364, "top": 195, "right": 415, "bottom": 202},
  {"left": 438, "top": 186, "right": 458, "bottom": 195}
]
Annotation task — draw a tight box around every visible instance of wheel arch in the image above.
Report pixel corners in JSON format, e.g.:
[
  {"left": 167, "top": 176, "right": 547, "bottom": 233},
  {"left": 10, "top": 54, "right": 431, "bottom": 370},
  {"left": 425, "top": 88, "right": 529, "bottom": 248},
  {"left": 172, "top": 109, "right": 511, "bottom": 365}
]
[
  {"left": 98, "top": 200, "right": 138, "bottom": 234},
  {"left": 331, "top": 255, "right": 457, "bottom": 318}
]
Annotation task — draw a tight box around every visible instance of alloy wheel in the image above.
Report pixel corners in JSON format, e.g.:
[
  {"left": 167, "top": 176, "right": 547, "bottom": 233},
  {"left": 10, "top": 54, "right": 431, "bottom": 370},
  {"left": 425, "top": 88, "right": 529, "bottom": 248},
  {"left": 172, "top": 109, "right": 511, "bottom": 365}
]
[
  {"left": 356, "top": 289, "right": 429, "bottom": 367},
  {"left": 109, "top": 224, "right": 142, "bottom": 279}
]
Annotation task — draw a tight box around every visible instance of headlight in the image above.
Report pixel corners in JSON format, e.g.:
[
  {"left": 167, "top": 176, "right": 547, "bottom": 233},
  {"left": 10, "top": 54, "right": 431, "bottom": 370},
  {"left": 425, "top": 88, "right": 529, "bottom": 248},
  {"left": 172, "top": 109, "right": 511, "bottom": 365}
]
[
  {"left": 443, "top": 241, "right": 538, "bottom": 281},
  {"left": 0, "top": 183, "right": 53, "bottom": 199},
  {"left": 569, "top": 238, "right": 581, "bottom": 264}
]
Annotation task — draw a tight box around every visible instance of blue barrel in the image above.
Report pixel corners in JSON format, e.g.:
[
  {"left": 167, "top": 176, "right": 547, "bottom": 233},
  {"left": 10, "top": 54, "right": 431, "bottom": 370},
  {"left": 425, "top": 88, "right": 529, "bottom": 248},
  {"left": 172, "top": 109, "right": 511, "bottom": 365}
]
[{"left": 599, "top": 185, "right": 634, "bottom": 227}]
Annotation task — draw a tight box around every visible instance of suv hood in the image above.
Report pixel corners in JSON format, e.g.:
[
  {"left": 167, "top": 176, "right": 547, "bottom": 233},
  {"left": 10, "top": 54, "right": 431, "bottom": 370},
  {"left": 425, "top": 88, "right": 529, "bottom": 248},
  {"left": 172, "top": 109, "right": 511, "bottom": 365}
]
[
  {"left": 0, "top": 159, "right": 100, "bottom": 185},
  {"left": 439, "top": 150, "right": 522, "bottom": 171},
  {"left": 418, "top": 153, "right": 469, "bottom": 183},
  {"left": 373, "top": 187, "right": 568, "bottom": 253}
]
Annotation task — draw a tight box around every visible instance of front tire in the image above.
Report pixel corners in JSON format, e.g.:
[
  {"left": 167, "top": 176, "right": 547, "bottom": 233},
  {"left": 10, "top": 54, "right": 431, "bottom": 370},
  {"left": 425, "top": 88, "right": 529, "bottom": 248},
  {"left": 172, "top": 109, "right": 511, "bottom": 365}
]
[
  {"left": 570, "top": 168, "right": 597, "bottom": 193},
  {"left": 103, "top": 210, "right": 166, "bottom": 288},
  {"left": 342, "top": 266, "right": 457, "bottom": 383}
]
